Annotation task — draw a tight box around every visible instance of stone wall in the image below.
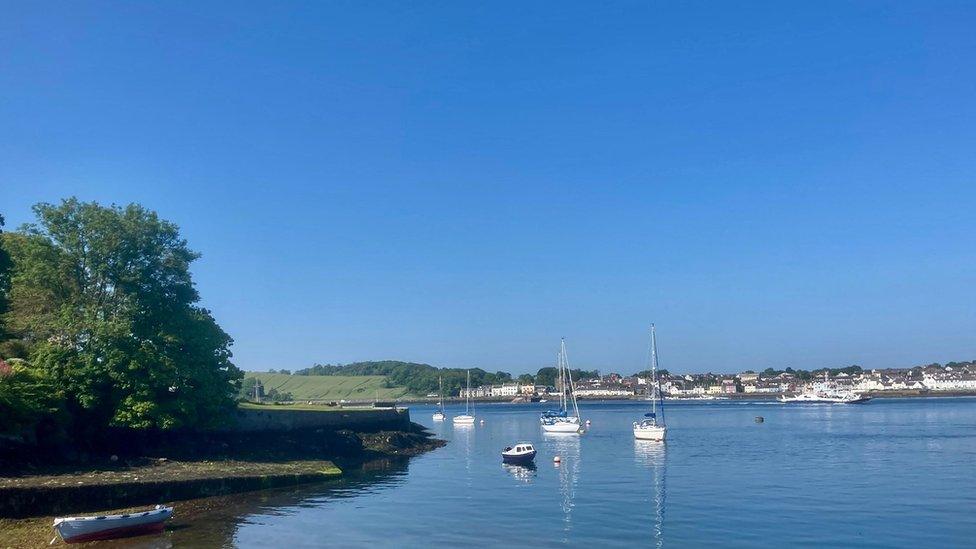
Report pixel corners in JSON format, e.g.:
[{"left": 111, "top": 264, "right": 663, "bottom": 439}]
[{"left": 225, "top": 407, "right": 411, "bottom": 433}]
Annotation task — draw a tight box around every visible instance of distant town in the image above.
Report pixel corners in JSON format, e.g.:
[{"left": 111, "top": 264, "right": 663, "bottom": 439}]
[{"left": 457, "top": 362, "right": 976, "bottom": 400}]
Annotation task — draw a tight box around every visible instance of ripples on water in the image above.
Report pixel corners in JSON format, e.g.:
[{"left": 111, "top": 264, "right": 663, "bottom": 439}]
[{"left": 161, "top": 398, "right": 975, "bottom": 548}]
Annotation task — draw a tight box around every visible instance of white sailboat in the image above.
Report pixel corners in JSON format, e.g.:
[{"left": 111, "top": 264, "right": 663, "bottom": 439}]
[
  {"left": 453, "top": 370, "right": 476, "bottom": 425},
  {"left": 541, "top": 338, "right": 584, "bottom": 434},
  {"left": 432, "top": 376, "right": 446, "bottom": 421},
  {"left": 634, "top": 324, "right": 667, "bottom": 441}
]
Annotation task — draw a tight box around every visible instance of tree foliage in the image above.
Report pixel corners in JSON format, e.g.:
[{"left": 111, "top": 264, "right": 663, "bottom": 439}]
[
  {"left": 295, "top": 360, "right": 520, "bottom": 395},
  {"left": 0, "top": 358, "right": 64, "bottom": 439},
  {"left": 0, "top": 214, "right": 12, "bottom": 344},
  {"left": 0, "top": 198, "right": 242, "bottom": 436},
  {"left": 292, "top": 361, "right": 598, "bottom": 395}
]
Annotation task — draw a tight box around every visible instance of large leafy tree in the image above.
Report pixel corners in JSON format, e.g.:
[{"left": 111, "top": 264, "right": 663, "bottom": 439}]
[{"left": 4, "top": 198, "right": 242, "bottom": 432}]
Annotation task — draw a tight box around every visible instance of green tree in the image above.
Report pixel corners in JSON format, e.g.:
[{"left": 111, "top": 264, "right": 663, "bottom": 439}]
[
  {"left": 535, "top": 367, "right": 558, "bottom": 386},
  {"left": 239, "top": 376, "right": 258, "bottom": 400},
  {"left": 0, "top": 214, "right": 12, "bottom": 346},
  {"left": 4, "top": 198, "right": 242, "bottom": 432}
]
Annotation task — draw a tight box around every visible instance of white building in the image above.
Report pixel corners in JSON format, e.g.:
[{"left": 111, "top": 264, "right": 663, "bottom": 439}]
[
  {"left": 490, "top": 383, "right": 521, "bottom": 397},
  {"left": 460, "top": 385, "right": 492, "bottom": 398}
]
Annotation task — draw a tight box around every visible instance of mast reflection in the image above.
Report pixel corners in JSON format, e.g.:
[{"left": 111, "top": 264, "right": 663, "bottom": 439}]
[
  {"left": 634, "top": 440, "right": 667, "bottom": 548},
  {"left": 545, "top": 432, "right": 581, "bottom": 541}
]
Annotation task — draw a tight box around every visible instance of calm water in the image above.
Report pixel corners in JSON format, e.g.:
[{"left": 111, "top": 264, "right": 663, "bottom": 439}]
[{"left": 163, "top": 398, "right": 976, "bottom": 547}]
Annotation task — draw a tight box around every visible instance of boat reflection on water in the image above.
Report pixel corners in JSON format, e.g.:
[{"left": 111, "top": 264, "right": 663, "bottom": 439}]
[
  {"left": 502, "top": 462, "right": 538, "bottom": 483},
  {"left": 544, "top": 432, "right": 581, "bottom": 541},
  {"left": 453, "top": 418, "right": 475, "bottom": 457},
  {"left": 86, "top": 538, "right": 173, "bottom": 549},
  {"left": 634, "top": 440, "right": 667, "bottom": 548}
]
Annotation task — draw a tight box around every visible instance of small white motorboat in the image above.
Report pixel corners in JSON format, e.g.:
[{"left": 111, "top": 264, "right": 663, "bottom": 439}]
[
  {"left": 501, "top": 442, "right": 537, "bottom": 464},
  {"left": 52, "top": 505, "right": 172, "bottom": 544}
]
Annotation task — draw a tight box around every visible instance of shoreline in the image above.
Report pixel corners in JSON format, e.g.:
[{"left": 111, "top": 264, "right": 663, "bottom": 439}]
[
  {"left": 385, "top": 390, "right": 976, "bottom": 405},
  {"left": 0, "top": 453, "right": 429, "bottom": 548},
  {"left": 0, "top": 426, "right": 444, "bottom": 547}
]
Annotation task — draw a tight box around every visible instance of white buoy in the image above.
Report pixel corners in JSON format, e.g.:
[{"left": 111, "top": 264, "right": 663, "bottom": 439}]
[
  {"left": 585, "top": 420, "right": 591, "bottom": 425},
  {"left": 480, "top": 419, "right": 485, "bottom": 424},
  {"left": 553, "top": 455, "right": 561, "bottom": 464}
]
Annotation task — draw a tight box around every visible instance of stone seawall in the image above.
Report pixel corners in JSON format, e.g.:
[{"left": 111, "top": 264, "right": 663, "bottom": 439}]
[{"left": 226, "top": 407, "right": 411, "bottom": 433}]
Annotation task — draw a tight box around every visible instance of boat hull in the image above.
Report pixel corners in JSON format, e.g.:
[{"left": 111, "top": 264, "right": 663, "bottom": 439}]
[
  {"left": 779, "top": 396, "right": 872, "bottom": 404},
  {"left": 453, "top": 415, "right": 475, "bottom": 424},
  {"left": 541, "top": 420, "right": 582, "bottom": 434},
  {"left": 432, "top": 412, "right": 445, "bottom": 421},
  {"left": 502, "top": 450, "right": 537, "bottom": 464},
  {"left": 55, "top": 507, "right": 172, "bottom": 544},
  {"left": 633, "top": 425, "right": 667, "bottom": 441}
]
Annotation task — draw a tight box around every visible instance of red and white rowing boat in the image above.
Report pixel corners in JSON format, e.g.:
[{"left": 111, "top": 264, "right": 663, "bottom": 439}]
[{"left": 52, "top": 505, "right": 172, "bottom": 544}]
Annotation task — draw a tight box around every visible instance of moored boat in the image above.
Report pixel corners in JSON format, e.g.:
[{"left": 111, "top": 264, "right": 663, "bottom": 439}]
[
  {"left": 540, "top": 339, "right": 584, "bottom": 434},
  {"left": 433, "top": 376, "right": 447, "bottom": 421},
  {"left": 453, "top": 369, "right": 476, "bottom": 425},
  {"left": 634, "top": 324, "right": 667, "bottom": 442},
  {"left": 53, "top": 505, "right": 172, "bottom": 544},
  {"left": 501, "top": 442, "right": 537, "bottom": 464}
]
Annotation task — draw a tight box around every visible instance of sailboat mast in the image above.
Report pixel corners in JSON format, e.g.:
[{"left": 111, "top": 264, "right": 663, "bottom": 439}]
[
  {"left": 562, "top": 338, "right": 581, "bottom": 419},
  {"left": 558, "top": 349, "right": 565, "bottom": 411},
  {"left": 651, "top": 324, "right": 658, "bottom": 417},
  {"left": 465, "top": 369, "right": 470, "bottom": 414}
]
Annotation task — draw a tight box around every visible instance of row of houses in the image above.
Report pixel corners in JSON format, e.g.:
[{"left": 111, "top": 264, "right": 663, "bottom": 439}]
[
  {"left": 665, "top": 362, "right": 976, "bottom": 395},
  {"left": 459, "top": 381, "right": 639, "bottom": 399},
  {"left": 458, "top": 362, "right": 976, "bottom": 398},
  {"left": 459, "top": 383, "right": 549, "bottom": 399}
]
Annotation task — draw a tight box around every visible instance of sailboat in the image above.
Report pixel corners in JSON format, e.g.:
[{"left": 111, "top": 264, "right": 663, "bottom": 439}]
[
  {"left": 453, "top": 370, "right": 476, "bottom": 425},
  {"left": 634, "top": 324, "right": 667, "bottom": 441},
  {"left": 432, "top": 376, "right": 446, "bottom": 421},
  {"left": 541, "top": 338, "right": 584, "bottom": 434}
]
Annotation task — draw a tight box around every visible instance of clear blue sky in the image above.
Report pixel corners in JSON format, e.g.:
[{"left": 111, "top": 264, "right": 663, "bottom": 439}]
[{"left": 2, "top": 2, "right": 974, "bottom": 374}]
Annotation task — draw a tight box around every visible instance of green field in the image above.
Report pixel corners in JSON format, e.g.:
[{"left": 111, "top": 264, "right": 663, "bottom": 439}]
[{"left": 246, "top": 373, "right": 410, "bottom": 400}]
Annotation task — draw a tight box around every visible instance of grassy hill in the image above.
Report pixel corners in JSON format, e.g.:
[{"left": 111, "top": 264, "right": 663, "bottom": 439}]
[{"left": 246, "top": 373, "right": 410, "bottom": 400}]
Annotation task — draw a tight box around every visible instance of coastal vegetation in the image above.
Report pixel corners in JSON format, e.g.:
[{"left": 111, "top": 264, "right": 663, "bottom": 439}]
[
  {"left": 289, "top": 360, "right": 600, "bottom": 397},
  {"left": 0, "top": 199, "right": 242, "bottom": 457},
  {"left": 0, "top": 200, "right": 446, "bottom": 545}
]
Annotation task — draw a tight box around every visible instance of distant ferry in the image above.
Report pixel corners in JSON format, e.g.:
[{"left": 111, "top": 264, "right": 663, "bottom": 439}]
[
  {"left": 779, "top": 392, "right": 871, "bottom": 404},
  {"left": 779, "top": 373, "right": 871, "bottom": 404}
]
